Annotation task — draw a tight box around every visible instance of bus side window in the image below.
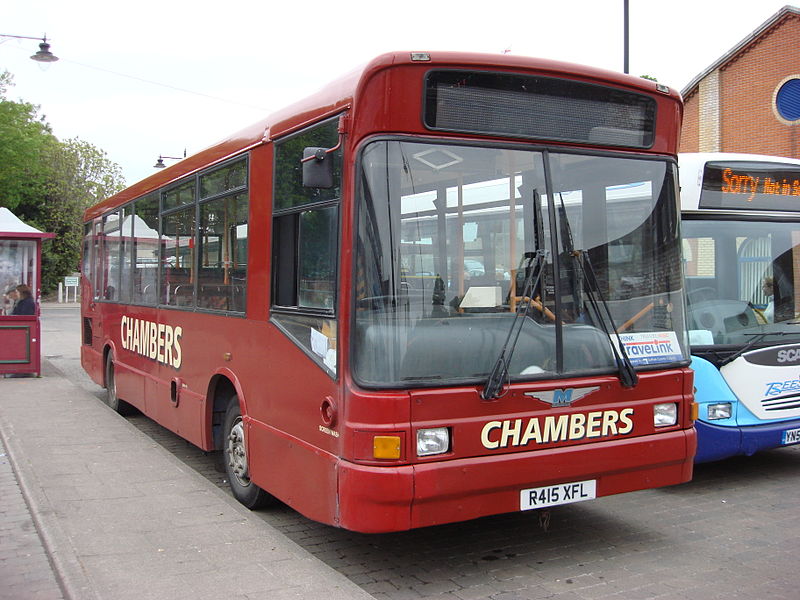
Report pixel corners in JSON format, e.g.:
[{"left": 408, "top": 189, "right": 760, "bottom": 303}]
[
  {"left": 271, "top": 117, "right": 342, "bottom": 375},
  {"left": 102, "top": 211, "right": 122, "bottom": 301},
  {"left": 132, "top": 193, "right": 160, "bottom": 306},
  {"left": 197, "top": 159, "right": 249, "bottom": 313},
  {"left": 159, "top": 179, "right": 197, "bottom": 307}
]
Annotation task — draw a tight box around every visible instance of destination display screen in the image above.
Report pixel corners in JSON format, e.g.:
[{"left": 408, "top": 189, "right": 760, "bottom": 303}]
[
  {"left": 424, "top": 70, "right": 656, "bottom": 149},
  {"left": 699, "top": 161, "right": 800, "bottom": 211}
]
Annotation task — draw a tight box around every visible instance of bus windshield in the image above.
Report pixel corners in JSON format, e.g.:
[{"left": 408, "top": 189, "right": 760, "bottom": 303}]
[
  {"left": 353, "top": 140, "right": 687, "bottom": 387},
  {"left": 683, "top": 218, "right": 800, "bottom": 347}
]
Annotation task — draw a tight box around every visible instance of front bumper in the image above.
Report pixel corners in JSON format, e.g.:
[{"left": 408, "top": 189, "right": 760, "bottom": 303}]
[
  {"left": 338, "top": 428, "right": 696, "bottom": 532},
  {"left": 695, "top": 418, "right": 800, "bottom": 463}
]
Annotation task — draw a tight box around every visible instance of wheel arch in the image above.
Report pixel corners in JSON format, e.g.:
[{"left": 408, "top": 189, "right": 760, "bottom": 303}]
[{"left": 207, "top": 368, "right": 246, "bottom": 451}]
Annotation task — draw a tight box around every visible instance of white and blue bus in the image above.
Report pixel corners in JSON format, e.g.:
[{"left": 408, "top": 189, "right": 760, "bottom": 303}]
[{"left": 680, "top": 152, "right": 800, "bottom": 462}]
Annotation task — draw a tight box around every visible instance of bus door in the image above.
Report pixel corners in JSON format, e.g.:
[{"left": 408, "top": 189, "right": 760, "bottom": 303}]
[{"left": 81, "top": 219, "right": 106, "bottom": 378}]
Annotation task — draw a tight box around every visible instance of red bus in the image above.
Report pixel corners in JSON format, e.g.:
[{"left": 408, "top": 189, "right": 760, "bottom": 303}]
[{"left": 81, "top": 51, "right": 696, "bottom": 533}]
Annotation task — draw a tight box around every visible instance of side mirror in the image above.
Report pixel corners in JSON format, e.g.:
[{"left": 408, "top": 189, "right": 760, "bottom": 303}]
[{"left": 302, "top": 147, "right": 334, "bottom": 188}]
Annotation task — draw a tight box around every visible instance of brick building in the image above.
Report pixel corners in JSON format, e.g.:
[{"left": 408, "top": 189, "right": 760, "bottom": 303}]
[{"left": 680, "top": 5, "right": 800, "bottom": 157}]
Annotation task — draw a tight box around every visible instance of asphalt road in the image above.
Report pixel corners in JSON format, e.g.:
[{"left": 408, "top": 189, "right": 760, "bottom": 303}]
[{"left": 41, "top": 303, "right": 800, "bottom": 600}]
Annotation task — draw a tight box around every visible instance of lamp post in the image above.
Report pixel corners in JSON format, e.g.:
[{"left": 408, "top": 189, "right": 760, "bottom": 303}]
[
  {"left": 623, "top": 0, "right": 629, "bottom": 74},
  {"left": 0, "top": 33, "right": 59, "bottom": 63}
]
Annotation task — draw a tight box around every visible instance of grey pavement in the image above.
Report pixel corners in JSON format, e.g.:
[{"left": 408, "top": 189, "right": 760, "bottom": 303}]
[
  {"left": 0, "top": 304, "right": 372, "bottom": 600},
  {"left": 0, "top": 434, "right": 63, "bottom": 600}
]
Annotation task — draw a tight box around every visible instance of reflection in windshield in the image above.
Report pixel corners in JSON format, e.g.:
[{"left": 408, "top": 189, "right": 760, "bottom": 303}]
[
  {"left": 683, "top": 219, "right": 800, "bottom": 347},
  {"left": 353, "top": 141, "right": 687, "bottom": 387}
]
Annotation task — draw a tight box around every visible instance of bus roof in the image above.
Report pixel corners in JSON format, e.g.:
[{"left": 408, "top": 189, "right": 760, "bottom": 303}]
[
  {"left": 679, "top": 152, "right": 800, "bottom": 211},
  {"left": 86, "top": 51, "right": 681, "bottom": 221}
]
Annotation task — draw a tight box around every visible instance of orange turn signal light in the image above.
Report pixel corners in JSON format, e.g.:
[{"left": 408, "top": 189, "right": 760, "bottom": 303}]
[
  {"left": 690, "top": 402, "right": 699, "bottom": 422},
  {"left": 373, "top": 435, "right": 401, "bottom": 459}
]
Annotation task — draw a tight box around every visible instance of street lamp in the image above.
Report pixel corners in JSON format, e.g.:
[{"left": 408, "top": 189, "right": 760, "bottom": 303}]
[
  {"left": 0, "top": 33, "right": 59, "bottom": 63},
  {"left": 153, "top": 151, "right": 186, "bottom": 169}
]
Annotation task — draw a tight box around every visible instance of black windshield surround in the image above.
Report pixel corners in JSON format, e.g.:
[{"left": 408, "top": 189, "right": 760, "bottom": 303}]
[{"left": 353, "top": 139, "right": 687, "bottom": 389}]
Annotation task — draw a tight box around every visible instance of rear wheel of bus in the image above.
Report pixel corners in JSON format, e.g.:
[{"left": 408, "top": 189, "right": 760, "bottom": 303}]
[
  {"left": 104, "top": 352, "right": 133, "bottom": 415},
  {"left": 222, "top": 398, "right": 273, "bottom": 509}
]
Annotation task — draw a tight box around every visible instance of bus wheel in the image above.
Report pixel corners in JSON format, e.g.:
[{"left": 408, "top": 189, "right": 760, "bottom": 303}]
[
  {"left": 104, "top": 353, "right": 132, "bottom": 415},
  {"left": 223, "top": 398, "right": 272, "bottom": 509}
]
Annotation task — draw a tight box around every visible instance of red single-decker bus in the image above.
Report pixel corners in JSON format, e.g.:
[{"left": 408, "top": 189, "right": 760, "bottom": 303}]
[{"left": 81, "top": 51, "right": 696, "bottom": 532}]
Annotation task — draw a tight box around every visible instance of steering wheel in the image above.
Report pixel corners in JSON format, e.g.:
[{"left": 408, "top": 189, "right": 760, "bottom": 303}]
[
  {"left": 516, "top": 295, "right": 558, "bottom": 322},
  {"left": 617, "top": 302, "right": 654, "bottom": 333},
  {"left": 687, "top": 287, "right": 717, "bottom": 303}
]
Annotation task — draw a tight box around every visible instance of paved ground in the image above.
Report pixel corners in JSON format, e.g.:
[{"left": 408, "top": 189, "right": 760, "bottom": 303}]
[
  {"left": 0, "top": 304, "right": 371, "bottom": 600},
  {"left": 3, "top": 303, "right": 800, "bottom": 599},
  {"left": 0, "top": 435, "right": 64, "bottom": 600},
  {"left": 132, "top": 417, "right": 800, "bottom": 600}
]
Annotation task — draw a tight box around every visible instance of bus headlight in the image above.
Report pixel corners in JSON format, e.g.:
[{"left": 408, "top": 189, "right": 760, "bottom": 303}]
[
  {"left": 417, "top": 427, "right": 449, "bottom": 456},
  {"left": 654, "top": 403, "right": 678, "bottom": 427},
  {"left": 707, "top": 402, "right": 732, "bottom": 420}
]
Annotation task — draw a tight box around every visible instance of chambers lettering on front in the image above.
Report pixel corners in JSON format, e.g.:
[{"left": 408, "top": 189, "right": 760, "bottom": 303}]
[
  {"left": 120, "top": 315, "right": 183, "bottom": 369},
  {"left": 481, "top": 408, "right": 634, "bottom": 449}
]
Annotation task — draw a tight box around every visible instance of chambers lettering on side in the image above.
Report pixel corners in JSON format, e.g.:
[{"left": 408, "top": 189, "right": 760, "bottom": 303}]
[
  {"left": 481, "top": 408, "right": 634, "bottom": 449},
  {"left": 120, "top": 315, "right": 183, "bottom": 369}
]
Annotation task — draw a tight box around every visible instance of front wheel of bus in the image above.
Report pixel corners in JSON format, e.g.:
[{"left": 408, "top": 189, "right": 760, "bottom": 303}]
[{"left": 223, "top": 399, "right": 272, "bottom": 509}]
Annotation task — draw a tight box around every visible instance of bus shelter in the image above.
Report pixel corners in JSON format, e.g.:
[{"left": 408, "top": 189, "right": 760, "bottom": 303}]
[{"left": 0, "top": 207, "right": 54, "bottom": 377}]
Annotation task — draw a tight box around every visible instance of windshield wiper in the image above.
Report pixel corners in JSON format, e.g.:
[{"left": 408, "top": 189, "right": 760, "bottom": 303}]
[
  {"left": 481, "top": 250, "right": 547, "bottom": 400},
  {"left": 482, "top": 188, "right": 550, "bottom": 400},
  {"left": 481, "top": 189, "right": 547, "bottom": 400},
  {"left": 556, "top": 194, "right": 638, "bottom": 388},
  {"left": 574, "top": 249, "right": 638, "bottom": 387},
  {"left": 719, "top": 326, "right": 800, "bottom": 367}
]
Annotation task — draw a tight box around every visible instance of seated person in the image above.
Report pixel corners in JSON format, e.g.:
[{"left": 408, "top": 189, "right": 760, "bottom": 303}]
[
  {"left": 11, "top": 284, "right": 36, "bottom": 315},
  {"left": 761, "top": 276, "right": 774, "bottom": 323}
]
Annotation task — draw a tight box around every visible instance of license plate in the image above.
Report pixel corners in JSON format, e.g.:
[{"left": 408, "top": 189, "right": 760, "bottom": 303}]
[
  {"left": 782, "top": 427, "right": 800, "bottom": 445},
  {"left": 520, "top": 479, "right": 596, "bottom": 511}
]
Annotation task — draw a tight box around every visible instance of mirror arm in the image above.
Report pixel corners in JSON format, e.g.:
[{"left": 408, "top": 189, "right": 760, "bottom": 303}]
[{"left": 300, "top": 136, "right": 343, "bottom": 163}]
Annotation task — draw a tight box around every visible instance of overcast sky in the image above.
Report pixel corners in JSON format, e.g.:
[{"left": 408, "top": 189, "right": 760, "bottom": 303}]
[{"left": 3, "top": 1, "right": 795, "bottom": 186}]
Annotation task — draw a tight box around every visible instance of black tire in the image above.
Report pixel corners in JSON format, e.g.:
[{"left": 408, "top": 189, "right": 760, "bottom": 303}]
[
  {"left": 104, "top": 353, "right": 133, "bottom": 415},
  {"left": 222, "top": 398, "right": 273, "bottom": 509}
]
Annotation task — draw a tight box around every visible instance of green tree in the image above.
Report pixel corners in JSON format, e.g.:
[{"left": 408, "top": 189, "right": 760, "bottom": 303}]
[
  {"left": 0, "top": 71, "right": 126, "bottom": 292},
  {"left": 33, "top": 139, "right": 126, "bottom": 292},
  {"left": 0, "top": 72, "right": 54, "bottom": 212}
]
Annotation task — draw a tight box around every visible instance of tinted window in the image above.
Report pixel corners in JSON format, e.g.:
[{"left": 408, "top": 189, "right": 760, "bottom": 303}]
[
  {"left": 274, "top": 118, "right": 341, "bottom": 211},
  {"left": 198, "top": 192, "right": 249, "bottom": 312},
  {"left": 272, "top": 118, "right": 342, "bottom": 376},
  {"left": 161, "top": 207, "right": 195, "bottom": 307},
  {"left": 132, "top": 194, "right": 160, "bottom": 305},
  {"left": 102, "top": 211, "right": 122, "bottom": 300}
]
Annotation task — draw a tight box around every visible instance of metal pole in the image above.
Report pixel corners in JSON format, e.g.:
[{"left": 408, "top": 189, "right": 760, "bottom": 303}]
[{"left": 624, "top": 0, "right": 630, "bottom": 74}]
